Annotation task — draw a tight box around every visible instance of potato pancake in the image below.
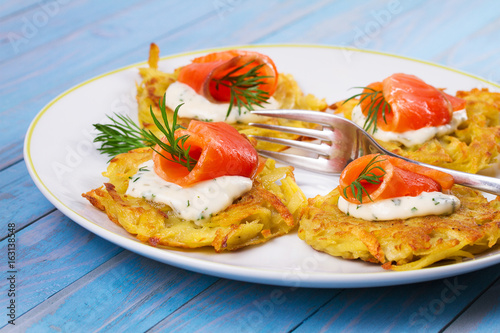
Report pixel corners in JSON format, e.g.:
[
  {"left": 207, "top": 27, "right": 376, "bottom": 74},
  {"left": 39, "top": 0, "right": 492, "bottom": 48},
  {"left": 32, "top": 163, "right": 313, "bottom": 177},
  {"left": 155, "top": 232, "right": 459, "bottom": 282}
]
[
  {"left": 136, "top": 44, "right": 327, "bottom": 151},
  {"left": 298, "top": 186, "right": 500, "bottom": 270},
  {"left": 333, "top": 88, "right": 500, "bottom": 174},
  {"left": 83, "top": 148, "right": 306, "bottom": 252}
]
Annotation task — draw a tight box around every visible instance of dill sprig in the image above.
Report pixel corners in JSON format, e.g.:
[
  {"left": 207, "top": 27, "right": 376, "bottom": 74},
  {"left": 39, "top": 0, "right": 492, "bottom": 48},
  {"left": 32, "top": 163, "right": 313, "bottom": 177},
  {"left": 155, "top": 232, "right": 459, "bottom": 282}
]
[
  {"left": 343, "top": 87, "right": 392, "bottom": 133},
  {"left": 213, "top": 60, "right": 273, "bottom": 119},
  {"left": 151, "top": 99, "right": 197, "bottom": 171},
  {"left": 93, "top": 97, "right": 197, "bottom": 171},
  {"left": 342, "top": 154, "right": 386, "bottom": 203},
  {"left": 93, "top": 113, "right": 155, "bottom": 157}
]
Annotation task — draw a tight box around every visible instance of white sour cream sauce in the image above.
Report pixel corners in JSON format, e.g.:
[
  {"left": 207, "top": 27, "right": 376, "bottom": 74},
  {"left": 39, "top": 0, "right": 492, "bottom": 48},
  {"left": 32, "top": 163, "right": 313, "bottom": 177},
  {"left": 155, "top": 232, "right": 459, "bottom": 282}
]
[
  {"left": 125, "top": 160, "right": 253, "bottom": 221},
  {"left": 165, "top": 81, "right": 280, "bottom": 123},
  {"left": 337, "top": 191, "right": 460, "bottom": 221},
  {"left": 351, "top": 105, "right": 468, "bottom": 147}
]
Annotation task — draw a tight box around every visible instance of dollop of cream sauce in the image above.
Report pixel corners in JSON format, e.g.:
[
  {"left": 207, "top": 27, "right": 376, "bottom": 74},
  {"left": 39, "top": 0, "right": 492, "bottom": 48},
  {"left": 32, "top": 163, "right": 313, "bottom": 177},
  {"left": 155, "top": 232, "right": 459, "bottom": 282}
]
[
  {"left": 351, "top": 105, "right": 467, "bottom": 147},
  {"left": 165, "top": 81, "right": 279, "bottom": 123},
  {"left": 337, "top": 191, "right": 460, "bottom": 221},
  {"left": 125, "top": 160, "right": 253, "bottom": 221}
]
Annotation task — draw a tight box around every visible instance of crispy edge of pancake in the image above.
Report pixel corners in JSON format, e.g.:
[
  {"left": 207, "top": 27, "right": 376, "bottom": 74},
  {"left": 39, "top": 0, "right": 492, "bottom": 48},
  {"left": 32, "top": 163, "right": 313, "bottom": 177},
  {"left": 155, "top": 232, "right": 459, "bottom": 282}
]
[
  {"left": 82, "top": 148, "right": 306, "bottom": 252},
  {"left": 298, "top": 186, "right": 500, "bottom": 270},
  {"left": 135, "top": 55, "right": 328, "bottom": 152},
  {"left": 332, "top": 88, "right": 500, "bottom": 174}
]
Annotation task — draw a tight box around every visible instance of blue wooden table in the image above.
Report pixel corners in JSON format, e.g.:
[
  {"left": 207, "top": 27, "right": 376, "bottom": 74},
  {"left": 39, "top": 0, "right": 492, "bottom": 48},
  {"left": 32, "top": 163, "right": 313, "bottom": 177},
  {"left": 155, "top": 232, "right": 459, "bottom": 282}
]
[{"left": 2, "top": 0, "right": 500, "bottom": 331}]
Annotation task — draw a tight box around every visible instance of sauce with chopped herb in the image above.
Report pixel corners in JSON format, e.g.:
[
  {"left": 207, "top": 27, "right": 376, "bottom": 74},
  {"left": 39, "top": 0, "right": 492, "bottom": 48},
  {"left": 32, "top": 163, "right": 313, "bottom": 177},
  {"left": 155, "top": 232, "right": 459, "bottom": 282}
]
[
  {"left": 126, "top": 160, "right": 252, "bottom": 221},
  {"left": 351, "top": 105, "right": 467, "bottom": 147},
  {"left": 337, "top": 191, "right": 460, "bottom": 221},
  {"left": 165, "top": 81, "right": 279, "bottom": 123}
]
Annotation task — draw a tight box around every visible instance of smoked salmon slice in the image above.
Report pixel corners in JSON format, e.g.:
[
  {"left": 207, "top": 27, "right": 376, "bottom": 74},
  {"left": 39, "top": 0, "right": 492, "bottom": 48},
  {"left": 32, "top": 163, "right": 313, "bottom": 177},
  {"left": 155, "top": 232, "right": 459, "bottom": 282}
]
[
  {"left": 339, "top": 154, "right": 454, "bottom": 204},
  {"left": 360, "top": 73, "right": 466, "bottom": 132},
  {"left": 177, "top": 50, "right": 278, "bottom": 103},
  {"left": 153, "top": 120, "right": 259, "bottom": 187}
]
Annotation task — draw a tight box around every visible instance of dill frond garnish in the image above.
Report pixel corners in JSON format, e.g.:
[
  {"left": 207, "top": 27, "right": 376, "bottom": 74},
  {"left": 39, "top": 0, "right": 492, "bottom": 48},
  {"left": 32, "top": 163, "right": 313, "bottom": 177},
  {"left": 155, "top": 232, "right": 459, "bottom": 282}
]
[
  {"left": 150, "top": 99, "right": 197, "bottom": 171},
  {"left": 212, "top": 60, "right": 274, "bottom": 119},
  {"left": 343, "top": 154, "right": 386, "bottom": 203},
  {"left": 343, "top": 87, "right": 392, "bottom": 133},
  {"left": 93, "top": 113, "right": 151, "bottom": 158},
  {"left": 93, "top": 96, "right": 197, "bottom": 171}
]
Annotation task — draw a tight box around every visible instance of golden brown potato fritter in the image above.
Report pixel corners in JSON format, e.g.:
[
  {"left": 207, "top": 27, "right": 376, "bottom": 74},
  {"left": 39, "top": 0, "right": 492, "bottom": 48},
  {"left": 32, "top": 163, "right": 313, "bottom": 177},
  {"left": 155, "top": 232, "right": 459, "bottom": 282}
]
[
  {"left": 298, "top": 186, "right": 500, "bottom": 270},
  {"left": 136, "top": 44, "right": 328, "bottom": 152},
  {"left": 83, "top": 148, "right": 306, "bottom": 252}
]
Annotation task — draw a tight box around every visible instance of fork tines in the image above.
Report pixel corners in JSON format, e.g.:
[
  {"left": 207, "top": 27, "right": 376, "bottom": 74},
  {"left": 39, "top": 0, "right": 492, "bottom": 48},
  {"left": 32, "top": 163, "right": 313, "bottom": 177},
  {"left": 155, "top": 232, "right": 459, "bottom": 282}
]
[
  {"left": 251, "top": 149, "right": 334, "bottom": 174},
  {"left": 249, "top": 110, "right": 339, "bottom": 173},
  {"left": 249, "top": 132, "right": 332, "bottom": 157},
  {"left": 249, "top": 110, "right": 336, "bottom": 155},
  {"left": 251, "top": 109, "right": 337, "bottom": 125}
]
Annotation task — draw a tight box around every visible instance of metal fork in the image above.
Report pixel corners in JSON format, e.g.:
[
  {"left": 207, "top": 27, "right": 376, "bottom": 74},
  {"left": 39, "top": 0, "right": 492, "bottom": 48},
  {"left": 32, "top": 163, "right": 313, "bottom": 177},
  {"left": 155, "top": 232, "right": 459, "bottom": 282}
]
[{"left": 249, "top": 110, "right": 500, "bottom": 196}]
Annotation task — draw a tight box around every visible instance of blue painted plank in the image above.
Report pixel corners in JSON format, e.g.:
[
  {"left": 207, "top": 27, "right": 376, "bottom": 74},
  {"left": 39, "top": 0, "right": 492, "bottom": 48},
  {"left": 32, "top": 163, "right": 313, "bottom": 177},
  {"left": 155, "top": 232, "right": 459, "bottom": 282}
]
[
  {"left": 257, "top": 0, "right": 500, "bottom": 82},
  {"left": 0, "top": 0, "right": 216, "bottom": 113},
  {"left": 444, "top": 275, "right": 500, "bottom": 332},
  {"left": 0, "top": 138, "right": 23, "bottom": 171},
  {"left": 0, "top": 0, "right": 217, "bottom": 161},
  {"left": 293, "top": 265, "right": 500, "bottom": 333},
  {"left": 254, "top": 0, "right": 416, "bottom": 46},
  {"left": 374, "top": 0, "right": 500, "bottom": 84},
  {"left": 381, "top": 0, "right": 500, "bottom": 65},
  {"left": 434, "top": 17, "right": 500, "bottom": 85},
  {"left": 0, "top": 210, "right": 122, "bottom": 323},
  {"left": 144, "top": 0, "right": 334, "bottom": 53},
  {"left": 0, "top": 160, "right": 54, "bottom": 238},
  {"left": 10, "top": 251, "right": 219, "bottom": 332},
  {"left": 0, "top": 0, "right": 50, "bottom": 19},
  {"left": 0, "top": 0, "right": 145, "bottom": 62},
  {"left": 149, "top": 279, "right": 341, "bottom": 332}
]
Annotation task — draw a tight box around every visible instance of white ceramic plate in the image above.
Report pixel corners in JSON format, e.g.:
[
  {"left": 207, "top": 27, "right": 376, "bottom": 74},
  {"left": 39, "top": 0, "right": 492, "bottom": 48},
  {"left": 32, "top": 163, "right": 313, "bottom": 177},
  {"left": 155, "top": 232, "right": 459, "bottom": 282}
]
[{"left": 24, "top": 45, "right": 500, "bottom": 288}]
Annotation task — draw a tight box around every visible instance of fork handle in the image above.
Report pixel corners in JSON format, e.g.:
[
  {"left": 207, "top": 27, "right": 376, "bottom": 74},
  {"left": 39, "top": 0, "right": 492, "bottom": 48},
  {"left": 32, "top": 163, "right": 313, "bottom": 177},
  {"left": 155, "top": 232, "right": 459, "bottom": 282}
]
[
  {"left": 439, "top": 167, "right": 500, "bottom": 196},
  {"left": 389, "top": 153, "right": 500, "bottom": 196}
]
